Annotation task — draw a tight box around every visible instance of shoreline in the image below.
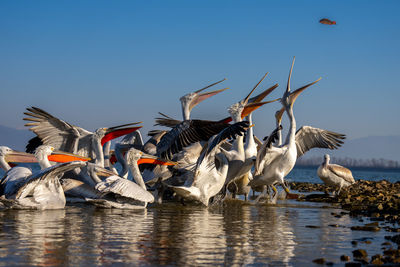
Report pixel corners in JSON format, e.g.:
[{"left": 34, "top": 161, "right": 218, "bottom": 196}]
[{"left": 289, "top": 180, "right": 400, "bottom": 265}]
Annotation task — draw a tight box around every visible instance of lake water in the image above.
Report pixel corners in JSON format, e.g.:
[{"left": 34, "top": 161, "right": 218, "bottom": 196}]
[
  {"left": 289, "top": 166, "right": 400, "bottom": 184},
  {"left": 0, "top": 166, "right": 399, "bottom": 266},
  {"left": 0, "top": 201, "right": 398, "bottom": 266}
]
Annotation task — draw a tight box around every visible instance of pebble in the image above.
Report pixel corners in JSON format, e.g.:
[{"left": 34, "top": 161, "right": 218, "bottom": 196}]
[
  {"left": 312, "top": 258, "right": 325, "bottom": 264},
  {"left": 352, "top": 249, "right": 368, "bottom": 259},
  {"left": 340, "top": 255, "right": 351, "bottom": 261}
]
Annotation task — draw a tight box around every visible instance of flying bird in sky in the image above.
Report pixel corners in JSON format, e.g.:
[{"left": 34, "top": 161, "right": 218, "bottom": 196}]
[{"left": 319, "top": 18, "right": 336, "bottom": 25}]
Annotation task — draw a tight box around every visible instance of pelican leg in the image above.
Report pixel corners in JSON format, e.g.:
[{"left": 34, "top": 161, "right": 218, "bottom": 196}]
[
  {"left": 232, "top": 182, "right": 238, "bottom": 199},
  {"left": 270, "top": 185, "right": 279, "bottom": 202}
]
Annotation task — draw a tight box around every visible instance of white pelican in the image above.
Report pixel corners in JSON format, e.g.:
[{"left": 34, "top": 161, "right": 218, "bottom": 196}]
[
  {"left": 253, "top": 99, "right": 346, "bottom": 199},
  {"left": 0, "top": 145, "right": 89, "bottom": 209},
  {"left": 317, "top": 154, "right": 355, "bottom": 194},
  {"left": 250, "top": 57, "right": 322, "bottom": 200},
  {"left": 85, "top": 148, "right": 175, "bottom": 209},
  {"left": 179, "top": 78, "right": 228, "bottom": 120},
  {"left": 172, "top": 121, "right": 249, "bottom": 206},
  {"left": 0, "top": 146, "right": 38, "bottom": 171},
  {"left": 23, "top": 107, "right": 142, "bottom": 168}
]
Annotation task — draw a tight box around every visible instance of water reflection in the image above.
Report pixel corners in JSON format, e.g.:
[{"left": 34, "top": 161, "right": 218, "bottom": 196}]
[{"left": 0, "top": 201, "right": 392, "bottom": 266}]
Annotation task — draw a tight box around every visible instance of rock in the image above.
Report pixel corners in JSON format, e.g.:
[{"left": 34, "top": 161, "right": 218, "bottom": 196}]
[
  {"left": 305, "top": 225, "right": 320, "bottom": 228},
  {"left": 350, "top": 226, "right": 380, "bottom": 231},
  {"left": 340, "top": 255, "right": 351, "bottom": 261},
  {"left": 345, "top": 262, "right": 361, "bottom": 267},
  {"left": 352, "top": 249, "right": 368, "bottom": 258},
  {"left": 385, "top": 234, "right": 400, "bottom": 245},
  {"left": 312, "top": 258, "right": 325, "bottom": 264},
  {"left": 351, "top": 240, "right": 358, "bottom": 246},
  {"left": 370, "top": 254, "right": 384, "bottom": 265}
]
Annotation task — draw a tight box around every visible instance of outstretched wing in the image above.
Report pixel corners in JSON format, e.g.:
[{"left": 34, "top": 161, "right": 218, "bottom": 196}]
[
  {"left": 195, "top": 121, "right": 250, "bottom": 171},
  {"left": 156, "top": 119, "right": 231, "bottom": 159},
  {"left": 154, "top": 112, "right": 182, "bottom": 128},
  {"left": 24, "top": 107, "right": 92, "bottom": 153},
  {"left": 295, "top": 126, "right": 345, "bottom": 158}
]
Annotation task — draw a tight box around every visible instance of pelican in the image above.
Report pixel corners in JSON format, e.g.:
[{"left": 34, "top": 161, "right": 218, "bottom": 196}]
[
  {"left": 154, "top": 75, "right": 278, "bottom": 160},
  {"left": 251, "top": 57, "right": 322, "bottom": 200},
  {"left": 85, "top": 148, "right": 175, "bottom": 209},
  {"left": 0, "top": 145, "right": 89, "bottom": 209},
  {"left": 317, "top": 154, "right": 355, "bottom": 194},
  {"left": 0, "top": 146, "right": 38, "bottom": 171},
  {"left": 23, "top": 107, "right": 142, "bottom": 168},
  {"left": 180, "top": 78, "right": 228, "bottom": 120},
  {"left": 253, "top": 95, "right": 346, "bottom": 199},
  {"left": 172, "top": 121, "right": 249, "bottom": 206},
  {"left": 220, "top": 75, "right": 280, "bottom": 201}
]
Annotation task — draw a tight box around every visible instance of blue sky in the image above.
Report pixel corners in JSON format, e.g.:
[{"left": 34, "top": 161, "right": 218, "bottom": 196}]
[{"left": 1, "top": 0, "right": 399, "bottom": 141}]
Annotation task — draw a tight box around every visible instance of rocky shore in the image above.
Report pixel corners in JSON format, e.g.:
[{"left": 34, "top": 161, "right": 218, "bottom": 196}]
[{"left": 288, "top": 180, "right": 400, "bottom": 265}]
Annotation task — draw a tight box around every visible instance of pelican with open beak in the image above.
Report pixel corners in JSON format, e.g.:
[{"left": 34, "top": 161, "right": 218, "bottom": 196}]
[
  {"left": 180, "top": 78, "right": 229, "bottom": 120},
  {"left": 251, "top": 57, "right": 322, "bottom": 202}
]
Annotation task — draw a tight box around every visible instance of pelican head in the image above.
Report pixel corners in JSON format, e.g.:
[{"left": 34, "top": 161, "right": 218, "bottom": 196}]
[
  {"left": 35, "top": 145, "right": 54, "bottom": 158},
  {"left": 126, "top": 148, "right": 142, "bottom": 164},
  {"left": 281, "top": 57, "right": 321, "bottom": 109},
  {"left": 324, "top": 154, "right": 330, "bottom": 163},
  {"left": 0, "top": 146, "right": 13, "bottom": 157},
  {"left": 180, "top": 78, "right": 228, "bottom": 119},
  {"left": 0, "top": 146, "right": 38, "bottom": 167},
  {"left": 126, "top": 148, "right": 177, "bottom": 166}
]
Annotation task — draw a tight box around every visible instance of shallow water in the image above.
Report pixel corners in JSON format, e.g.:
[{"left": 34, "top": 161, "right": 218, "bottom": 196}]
[
  {"left": 0, "top": 200, "right": 397, "bottom": 266},
  {"left": 289, "top": 166, "right": 400, "bottom": 184}
]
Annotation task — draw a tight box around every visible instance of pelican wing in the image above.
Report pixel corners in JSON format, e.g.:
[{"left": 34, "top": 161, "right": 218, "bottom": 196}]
[
  {"left": 195, "top": 121, "right": 250, "bottom": 171},
  {"left": 255, "top": 126, "right": 283, "bottom": 175},
  {"left": 154, "top": 112, "right": 182, "bottom": 128},
  {"left": 24, "top": 107, "right": 92, "bottom": 153},
  {"left": 16, "top": 161, "right": 87, "bottom": 199},
  {"left": 295, "top": 126, "right": 346, "bottom": 159},
  {"left": 327, "top": 164, "right": 355, "bottom": 184},
  {"left": 0, "top": 167, "right": 33, "bottom": 197},
  {"left": 95, "top": 176, "right": 154, "bottom": 203},
  {"left": 156, "top": 120, "right": 231, "bottom": 159}
]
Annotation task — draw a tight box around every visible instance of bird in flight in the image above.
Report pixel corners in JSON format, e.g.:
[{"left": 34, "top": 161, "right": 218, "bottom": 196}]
[{"left": 319, "top": 18, "right": 336, "bottom": 25}]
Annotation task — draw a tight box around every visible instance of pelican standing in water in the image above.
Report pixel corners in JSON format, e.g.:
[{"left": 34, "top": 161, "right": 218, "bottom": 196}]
[
  {"left": 251, "top": 57, "right": 321, "bottom": 201},
  {"left": 317, "top": 154, "right": 355, "bottom": 195},
  {"left": 172, "top": 121, "right": 250, "bottom": 206}
]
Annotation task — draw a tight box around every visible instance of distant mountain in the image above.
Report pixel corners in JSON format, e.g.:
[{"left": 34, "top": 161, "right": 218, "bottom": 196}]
[
  {"left": 297, "top": 135, "right": 400, "bottom": 163},
  {"left": 0, "top": 125, "right": 34, "bottom": 151}
]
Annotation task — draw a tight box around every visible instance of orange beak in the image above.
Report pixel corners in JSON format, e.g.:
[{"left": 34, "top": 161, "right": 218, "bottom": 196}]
[
  {"left": 241, "top": 99, "right": 281, "bottom": 119},
  {"left": 137, "top": 153, "right": 177, "bottom": 166},
  {"left": 48, "top": 151, "right": 91, "bottom": 163},
  {"left": 101, "top": 125, "right": 143, "bottom": 146}
]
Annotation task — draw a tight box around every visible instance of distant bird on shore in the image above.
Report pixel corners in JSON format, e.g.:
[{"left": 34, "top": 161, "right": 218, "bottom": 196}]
[
  {"left": 317, "top": 154, "right": 355, "bottom": 195},
  {"left": 319, "top": 18, "right": 336, "bottom": 25}
]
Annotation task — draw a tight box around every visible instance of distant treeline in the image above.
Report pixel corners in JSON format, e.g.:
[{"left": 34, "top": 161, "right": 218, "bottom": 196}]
[{"left": 296, "top": 156, "right": 400, "bottom": 169}]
